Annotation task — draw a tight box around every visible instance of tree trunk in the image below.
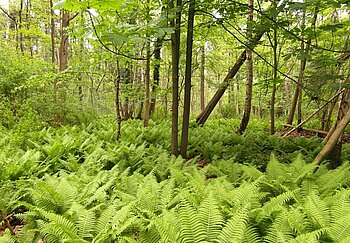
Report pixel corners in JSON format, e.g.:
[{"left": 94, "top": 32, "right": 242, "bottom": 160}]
[
  {"left": 115, "top": 61, "right": 122, "bottom": 141},
  {"left": 49, "top": 0, "right": 55, "bottom": 65},
  {"left": 195, "top": 2, "right": 289, "bottom": 125},
  {"left": 150, "top": 37, "right": 162, "bottom": 117},
  {"left": 200, "top": 44, "right": 205, "bottom": 111},
  {"left": 18, "top": 0, "right": 24, "bottom": 53},
  {"left": 144, "top": 43, "right": 151, "bottom": 127},
  {"left": 324, "top": 73, "right": 350, "bottom": 168},
  {"left": 287, "top": 5, "right": 318, "bottom": 125},
  {"left": 237, "top": 0, "right": 254, "bottom": 134},
  {"left": 180, "top": 0, "right": 195, "bottom": 158},
  {"left": 270, "top": 3, "right": 278, "bottom": 135},
  {"left": 59, "top": 11, "right": 69, "bottom": 72},
  {"left": 313, "top": 107, "right": 350, "bottom": 166},
  {"left": 170, "top": 0, "right": 182, "bottom": 156}
]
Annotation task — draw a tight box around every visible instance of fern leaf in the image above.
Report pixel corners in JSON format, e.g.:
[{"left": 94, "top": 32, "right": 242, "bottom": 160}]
[
  {"left": 216, "top": 207, "right": 248, "bottom": 243},
  {"left": 304, "top": 191, "right": 330, "bottom": 229},
  {"left": 266, "top": 154, "right": 285, "bottom": 182},
  {"left": 176, "top": 199, "right": 206, "bottom": 243},
  {"left": 327, "top": 215, "right": 350, "bottom": 241},
  {"left": 198, "top": 193, "right": 224, "bottom": 242},
  {"left": 288, "top": 229, "right": 324, "bottom": 243}
]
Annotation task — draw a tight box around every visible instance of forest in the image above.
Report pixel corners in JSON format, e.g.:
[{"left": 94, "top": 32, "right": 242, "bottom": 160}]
[{"left": 1, "top": 0, "right": 350, "bottom": 241}]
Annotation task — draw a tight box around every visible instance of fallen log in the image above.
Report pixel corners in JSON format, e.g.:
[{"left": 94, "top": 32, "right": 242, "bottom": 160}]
[{"left": 283, "top": 124, "right": 328, "bottom": 137}]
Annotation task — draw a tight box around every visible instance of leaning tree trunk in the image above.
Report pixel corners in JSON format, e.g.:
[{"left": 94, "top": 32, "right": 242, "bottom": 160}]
[
  {"left": 170, "top": 0, "right": 182, "bottom": 156},
  {"left": 180, "top": 0, "right": 195, "bottom": 158},
  {"left": 237, "top": 0, "right": 254, "bottom": 134},
  {"left": 324, "top": 73, "right": 350, "bottom": 168},
  {"left": 313, "top": 107, "right": 350, "bottom": 166},
  {"left": 196, "top": 2, "right": 288, "bottom": 125}
]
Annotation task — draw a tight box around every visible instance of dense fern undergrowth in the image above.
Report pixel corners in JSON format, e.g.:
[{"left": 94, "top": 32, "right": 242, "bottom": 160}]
[{"left": 1, "top": 118, "right": 350, "bottom": 242}]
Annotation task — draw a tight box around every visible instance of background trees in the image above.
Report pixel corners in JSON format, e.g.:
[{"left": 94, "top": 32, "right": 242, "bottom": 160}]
[{"left": 0, "top": 0, "right": 350, "bottom": 160}]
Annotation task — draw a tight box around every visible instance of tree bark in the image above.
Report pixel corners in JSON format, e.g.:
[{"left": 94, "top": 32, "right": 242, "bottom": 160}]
[
  {"left": 170, "top": 0, "right": 182, "bottom": 156},
  {"left": 200, "top": 44, "right": 205, "bottom": 111},
  {"left": 287, "top": 5, "right": 318, "bottom": 125},
  {"left": 18, "top": 0, "right": 24, "bottom": 53},
  {"left": 270, "top": 24, "right": 277, "bottom": 134},
  {"left": 149, "top": 37, "right": 162, "bottom": 117},
  {"left": 49, "top": 0, "right": 55, "bottom": 65},
  {"left": 283, "top": 89, "right": 344, "bottom": 137},
  {"left": 144, "top": 43, "right": 151, "bottom": 127},
  {"left": 195, "top": 2, "right": 290, "bottom": 125},
  {"left": 237, "top": 0, "right": 254, "bottom": 134},
  {"left": 59, "top": 10, "right": 69, "bottom": 72},
  {"left": 115, "top": 61, "right": 122, "bottom": 141},
  {"left": 180, "top": 0, "right": 195, "bottom": 158},
  {"left": 313, "top": 107, "right": 350, "bottom": 166}
]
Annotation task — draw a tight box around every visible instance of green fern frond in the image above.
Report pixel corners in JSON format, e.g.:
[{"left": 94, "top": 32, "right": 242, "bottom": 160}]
[
  {"left": 242, "top": 226, "right": 261, "bottom": 243},
  {"left": 176, "top": 199, "right": 206, "bottom": 243},
  {"left": 68, "top": 203, "right": 95, "bottom": 239},
  {"left": 216, "top": 207, "right": 248, "bottom": 243},
  {"left": 138, "top": 224, "right": 161, "bottom": 243},
  {"left": 286, "top": 208, "right": 308, "bottom": 234},
  {"left": 94, "top": 204, "right": 117, "bottom": 235},
  {"left": 198, "top": 193, "right": 224, "bottom": 242},
  {"left": 317, "top": 163, "right": 350, "bottom": 195},
  {"left": 304, "top": 191, "right": 330, "bottom": 229},
  {"left": 0, "top": 229, "right": 17, "bottom": 243},
  {"left": 329, "top": 190, "right": 350, "bottom": 223},
  {"left": 264, "top": 212, "right": 294, "bottom": 243},
  {"left": 327, "top": 215, "right": 350, "bottom": 241},
  {"left": 34, "top": 207, "right": 79, "bottom": 240},
  {"left": 258, "top": 190, "right": 296, "bottom": 222},
  {"left": 153, "top": 212, "right": 178, "bottom": 242},
  {"left": 110, "top": 203, "right": 136, "bottom": 235},
  {"left": 288, "top": 229, "right": 324, "bottom": 243},
  {"left": 266, "top": 154, "right": 286, "bottom": 182}
]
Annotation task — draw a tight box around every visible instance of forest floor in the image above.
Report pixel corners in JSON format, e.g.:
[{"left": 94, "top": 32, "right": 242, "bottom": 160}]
[{"left": 2, "top": 118, "right": 350, "bottom": 242}]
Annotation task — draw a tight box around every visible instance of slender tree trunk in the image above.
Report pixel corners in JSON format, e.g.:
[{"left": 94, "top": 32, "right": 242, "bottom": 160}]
[
  {"left": 18, "top": 0, "right": 24, "bottom": 53},
  {"left": 170, "top": 0, "right": 182, "bottom": 156},
  {"left": 200, "top": 44, "right": 205, "bottom": 111},
  {"left": 115, "top": 61, "right": 122, "bottom": 141},
  {"left": 49, "top": 0, "right": 55, "bottom": 65},
  {"left": 237, "top": 0, "right": 254, "bottom": 134},
  {"left": 270, "top": 29, "right": 277, "bottom": 134},
  {"left": 180, "top": 0, "right": 195, "bottom": 158},
  {"left": 144, "top": 43, "right": 151, "bottom": 127},
  {"left": 287, "top": 5, "right": 318, "bottom": 125},
  {"left": 59, "top": 11, "right": 69, "bottom": 72},
  {"left": 150, "top": 37, "right": 162, "bottom": 116}
]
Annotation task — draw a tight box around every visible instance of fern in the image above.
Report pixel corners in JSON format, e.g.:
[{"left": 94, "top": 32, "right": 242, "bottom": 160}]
[
  {"left": 197, "top": 194, "right": 224, "bottom": 242},
  {"left": 176, "top": 199, "right": 206, "bottom": 243},
  {"left": 303, "top": 191, "right": 330, "bottom": 229},
  {"left": 327, "top": 215, "right": 350, "bottom": 241},
  {"left": 216, "top": 207, "right": 248, "bottom": 243}
]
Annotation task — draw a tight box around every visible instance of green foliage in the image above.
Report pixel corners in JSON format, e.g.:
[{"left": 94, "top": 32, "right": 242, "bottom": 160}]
[{"left": 1, "top": 119, "right": 350, "bottom": 242}]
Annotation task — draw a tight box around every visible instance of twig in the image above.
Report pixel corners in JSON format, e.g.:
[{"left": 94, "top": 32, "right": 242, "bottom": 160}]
[
  {"left": 283, "top": 89, "right": 345, "bottom": 137},
  {"left": 0, "top": 208, "right": 15, "bottom": 235}
]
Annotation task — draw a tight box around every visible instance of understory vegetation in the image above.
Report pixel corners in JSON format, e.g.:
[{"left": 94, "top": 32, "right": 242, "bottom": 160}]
[{"left": 1, "top": 118, "right": 350, "bottom": 242}]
